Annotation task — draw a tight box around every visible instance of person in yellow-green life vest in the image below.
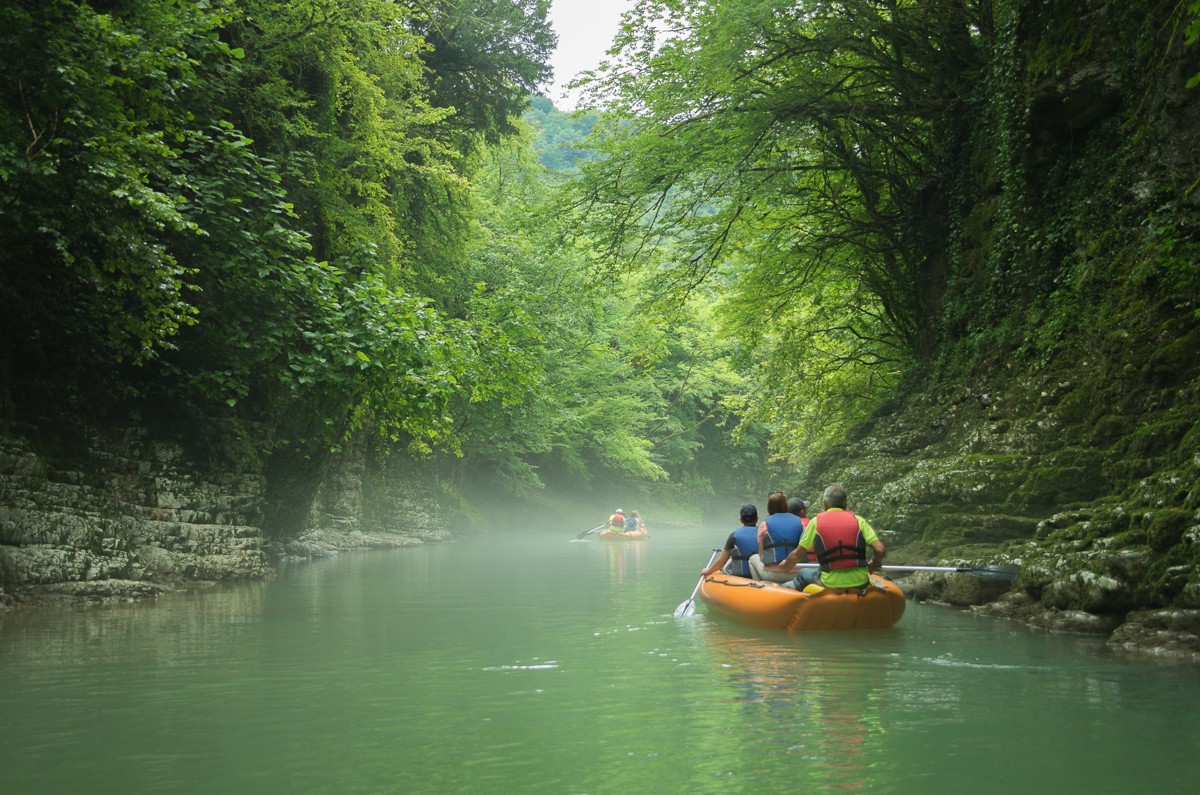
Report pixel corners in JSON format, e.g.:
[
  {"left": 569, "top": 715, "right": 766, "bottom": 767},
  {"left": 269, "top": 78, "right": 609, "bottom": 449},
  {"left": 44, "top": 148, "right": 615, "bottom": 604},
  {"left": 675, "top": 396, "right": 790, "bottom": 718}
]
[{"left": 768, "top": 483, "right": 885, "bottom": 590}]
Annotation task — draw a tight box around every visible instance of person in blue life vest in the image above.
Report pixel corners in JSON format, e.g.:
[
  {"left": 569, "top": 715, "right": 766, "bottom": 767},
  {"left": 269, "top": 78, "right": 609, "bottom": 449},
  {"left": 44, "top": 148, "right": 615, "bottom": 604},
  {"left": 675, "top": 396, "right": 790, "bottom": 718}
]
[
  {"left": 748, "top": 491, "right": 805, "bottom": 583},
  {"left": 769, "top": 484, "right": 886, "bottom": 590},
  {"left": 623, "top": 510, "right": 643, "bottom": 533},
  {"left": 788, "top": 496, "right": 815, "bottom": 563},
  {"left": 702, "top": 503, "right": 760, "bottom": 578}
]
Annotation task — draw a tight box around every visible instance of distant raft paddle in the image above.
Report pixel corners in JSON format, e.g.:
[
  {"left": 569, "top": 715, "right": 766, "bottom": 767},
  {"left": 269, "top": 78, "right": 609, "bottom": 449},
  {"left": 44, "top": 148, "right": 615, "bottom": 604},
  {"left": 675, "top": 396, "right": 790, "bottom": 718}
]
[{"left": 574, "top": 524, "right": 606, "bottom": 540}]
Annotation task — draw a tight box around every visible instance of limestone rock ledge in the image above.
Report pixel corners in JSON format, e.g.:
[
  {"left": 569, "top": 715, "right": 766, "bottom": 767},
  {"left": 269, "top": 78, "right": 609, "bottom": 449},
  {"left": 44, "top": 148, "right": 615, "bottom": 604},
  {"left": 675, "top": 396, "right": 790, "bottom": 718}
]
[
  {"left": 1108, "top": 609, "right": 1200, "bottom": 662},
  {"left": 268, "top": 525, "right": 452, "bottom": 559},
  {"left": 900, "top": 560, "right": 1200, "bottom": 662},
  {"left": 1, "top": 425, "right": 450, "bottom": 611}
]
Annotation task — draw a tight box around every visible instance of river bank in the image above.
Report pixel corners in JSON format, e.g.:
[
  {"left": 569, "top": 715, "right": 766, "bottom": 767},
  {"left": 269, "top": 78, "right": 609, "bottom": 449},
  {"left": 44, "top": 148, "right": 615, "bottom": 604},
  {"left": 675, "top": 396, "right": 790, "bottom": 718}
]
[
  {"left": 5, "top": 402, "right": 1200, "bottom": 665},
  {"left": 0, "top": 424, "right": 451, "bottom": 611}
]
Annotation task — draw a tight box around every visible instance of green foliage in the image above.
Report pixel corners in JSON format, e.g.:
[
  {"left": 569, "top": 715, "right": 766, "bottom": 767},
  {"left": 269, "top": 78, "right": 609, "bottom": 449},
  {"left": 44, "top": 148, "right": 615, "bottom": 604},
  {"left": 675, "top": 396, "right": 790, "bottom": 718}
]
[
  {"left": 720, "top": 271, "right": 907, "bottom": 458},
  {"left": 0, "top": 0, "right": 563, "bottom": 465},
  {"left": 445, "top": 137, "right": 670, "bottom": 489},
  {"left": 1133, "top": 213, "right": 1200, "bottom": 320},
  {"left": 225, "top": 0, "right": 461, "bottom": 272},
  {"left": 1186, "top": 1, "right": 1200, "bottom": 88},
  {"left": 0, "top": 0, "right": 235, "bottom": 377},
  {"left": 567, "top": 0, "right": 987, "bottom": 466},
  {"left": 404, "top": 0, "right": 556, "bottom": 146},
  {"left": 26, "top": 0, "right": 1197, "bottom": 528},
  {"left": 432, "top": 130, "right": 774, "bottom": 498},
  {"left": 524, "top": 96, "right": 602, "bottom": 172},
  {"left": 933, "top": 0, "right": 1200, "bottom": 382}
]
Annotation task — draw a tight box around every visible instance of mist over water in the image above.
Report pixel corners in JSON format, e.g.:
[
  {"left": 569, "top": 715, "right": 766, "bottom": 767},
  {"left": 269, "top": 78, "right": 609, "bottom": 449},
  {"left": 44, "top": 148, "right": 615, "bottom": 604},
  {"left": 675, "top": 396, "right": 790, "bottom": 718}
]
[{"left": 3, "top": 525, "right": 1198, "bottom": 794}]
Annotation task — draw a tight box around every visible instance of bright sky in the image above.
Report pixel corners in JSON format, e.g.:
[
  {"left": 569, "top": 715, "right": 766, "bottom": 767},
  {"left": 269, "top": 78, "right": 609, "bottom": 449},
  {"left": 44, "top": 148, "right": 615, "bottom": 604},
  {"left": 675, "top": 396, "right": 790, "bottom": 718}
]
[{"left": 546, "top": 0, "right": 635, "bottom": 110}]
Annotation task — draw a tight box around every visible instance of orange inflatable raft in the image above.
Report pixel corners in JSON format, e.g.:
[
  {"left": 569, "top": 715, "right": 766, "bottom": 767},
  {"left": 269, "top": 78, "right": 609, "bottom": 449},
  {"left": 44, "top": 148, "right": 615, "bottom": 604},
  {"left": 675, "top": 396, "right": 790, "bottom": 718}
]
[
  {"left": 597, "top": 527, "right": 649, "bottom": 541},
  {"left": 698, "top": 572, "right": 905, "bottom": 632}
]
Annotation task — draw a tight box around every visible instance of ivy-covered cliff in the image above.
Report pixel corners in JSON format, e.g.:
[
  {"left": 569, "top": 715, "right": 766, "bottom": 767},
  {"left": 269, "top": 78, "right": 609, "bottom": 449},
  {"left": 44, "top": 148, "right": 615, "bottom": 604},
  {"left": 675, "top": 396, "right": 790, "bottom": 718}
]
[
  {"left": 561, "top": 0, "right": 1200, "bottom": 657},
  {"left": 793, "top": 1, "right": 1200, "bottom": 658}
]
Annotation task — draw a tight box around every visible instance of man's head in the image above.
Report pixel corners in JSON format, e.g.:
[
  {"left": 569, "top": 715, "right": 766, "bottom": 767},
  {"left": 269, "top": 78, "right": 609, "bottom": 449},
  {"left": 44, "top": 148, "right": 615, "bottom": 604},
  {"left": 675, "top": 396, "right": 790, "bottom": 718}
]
[
  {"left": 788, "top": 497, "right": 810, "bottom": 516},
  {"left": 822, "top": 484, "right": 848, "bottom": 509},
  {"left": 739, "top": 503, "right": 758, "bottom": 525}
]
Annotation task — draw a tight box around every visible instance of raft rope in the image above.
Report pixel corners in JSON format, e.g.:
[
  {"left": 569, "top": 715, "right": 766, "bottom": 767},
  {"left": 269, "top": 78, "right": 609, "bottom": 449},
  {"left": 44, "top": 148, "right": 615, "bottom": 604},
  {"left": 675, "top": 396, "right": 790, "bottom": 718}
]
[{"left": 705, "top": 576, "right": 770, "bottom": 589}]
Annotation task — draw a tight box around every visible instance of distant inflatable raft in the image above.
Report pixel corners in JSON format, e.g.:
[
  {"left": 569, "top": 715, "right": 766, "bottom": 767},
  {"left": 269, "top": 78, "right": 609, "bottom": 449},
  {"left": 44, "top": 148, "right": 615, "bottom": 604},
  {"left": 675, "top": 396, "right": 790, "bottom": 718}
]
[
  {"left": 597, "top": 527, "right": 649, "bottom": 541},
  {"left": 698, "top": 572, "right": 905, "bottom": 632}
]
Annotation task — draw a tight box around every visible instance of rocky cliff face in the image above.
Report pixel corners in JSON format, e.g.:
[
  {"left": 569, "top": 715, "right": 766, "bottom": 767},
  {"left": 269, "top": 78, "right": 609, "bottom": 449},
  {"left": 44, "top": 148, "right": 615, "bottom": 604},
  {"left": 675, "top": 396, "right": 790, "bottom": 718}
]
[
  {"left": 797, "top": 360, "right": 1200, "bottom": 659},
  {"left": 794, "top": 1, "right": 1200, "bottom": 661},
  {"left": 0, "top": 422, "right": 449, "bottom": 609}
]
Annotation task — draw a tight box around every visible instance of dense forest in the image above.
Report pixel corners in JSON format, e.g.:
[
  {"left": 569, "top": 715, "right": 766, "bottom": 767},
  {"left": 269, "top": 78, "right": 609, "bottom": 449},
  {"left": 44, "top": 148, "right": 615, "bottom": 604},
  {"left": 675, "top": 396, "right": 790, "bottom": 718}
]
[
  {"left": 3, "top": 0, "right": 1200, "bottom": 653},
  {"left": 0, "top": 0, "right": 780, "bottom": 526}
]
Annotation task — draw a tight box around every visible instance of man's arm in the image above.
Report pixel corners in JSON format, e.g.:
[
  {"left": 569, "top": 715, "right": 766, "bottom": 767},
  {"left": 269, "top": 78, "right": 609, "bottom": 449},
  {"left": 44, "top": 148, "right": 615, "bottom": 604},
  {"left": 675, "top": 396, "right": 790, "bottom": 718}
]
[
  {"left": 767, "top": 545, "right": 808, "bottom": 573},
  {"left": 703, "top": 549, "right": 732, "bottom": 576},
  {"left": 867, "top": 539, "right": 885, "bottom": 569},
  {"left": 859, "top": 516, "right": 885, "bottom": 569}
]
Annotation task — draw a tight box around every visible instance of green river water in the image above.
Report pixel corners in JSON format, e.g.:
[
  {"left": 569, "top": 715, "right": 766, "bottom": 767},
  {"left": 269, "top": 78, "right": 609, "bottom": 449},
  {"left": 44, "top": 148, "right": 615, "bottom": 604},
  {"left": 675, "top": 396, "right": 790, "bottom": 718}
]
[{"left": 2, "top": 524, "right": 1198, "bottom": 794}]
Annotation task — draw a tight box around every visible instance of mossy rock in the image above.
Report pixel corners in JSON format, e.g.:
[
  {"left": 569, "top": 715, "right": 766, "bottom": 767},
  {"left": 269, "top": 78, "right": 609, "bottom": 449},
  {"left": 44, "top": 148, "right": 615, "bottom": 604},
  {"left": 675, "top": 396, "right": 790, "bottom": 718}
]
[
  {"left": 903, "top": 570, "right": 1013, "bottom": 606},
  {"left": 1053, "top": 387, "right": 1107, "bottom": 427},
  {"left": 1043, "top": 569, "right": 1134, "bottom": 614},
  {"left": 1103, "top": 456, "right": 1161, "bottom": 484},
  {"left": 1140, "top": 563, "right": 1196, "bottom": 605},
  {"left": 1140, "top": 335, "right": 1200, "bottom": 385},
  {"left": 1087, "top": 507, "right": 1133, "bottom": 537},
  {"left": 1146, "top": 509, "right": 1191, "bottom": 552},
  {"left": 1014, "top": 462, "right": 1105, "bottom": 509},
  {"left": 1090, "top": 414, "right": 1130, "bottom": 446},
  {"left": 911, "top": 511, "right": 1038, "bottom": 547},
  {"left": 1130, "top": 471, "right": 1195, "bottom": 511},
  {"left": 1110, "top": 527, "right": 1148, "bottom": 547},
  {"left": 1039, "top": 520, "right": 1102, "bottom": 546},
  {"left": 882, "top": 455, "right": 1028, "bottom": 509},
  {"left": 1126, "top": 418, "right": 1194, "bottom": 459}
]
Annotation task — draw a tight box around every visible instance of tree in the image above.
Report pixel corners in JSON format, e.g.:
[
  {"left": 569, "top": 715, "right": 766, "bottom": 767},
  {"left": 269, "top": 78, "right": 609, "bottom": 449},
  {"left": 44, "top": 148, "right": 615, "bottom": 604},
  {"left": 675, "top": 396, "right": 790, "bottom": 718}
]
[
  {"left": 0, "top": 0, "right": 252, "bottom": 405},
  {"left": 568, "top": 0, "right": 988, "bottom": 461},
  {"left": 436, "top": 121, "right": 775, "bottom": 500},
  {"left": 404, "top": 0, "right": 556, "bottom": 146}
]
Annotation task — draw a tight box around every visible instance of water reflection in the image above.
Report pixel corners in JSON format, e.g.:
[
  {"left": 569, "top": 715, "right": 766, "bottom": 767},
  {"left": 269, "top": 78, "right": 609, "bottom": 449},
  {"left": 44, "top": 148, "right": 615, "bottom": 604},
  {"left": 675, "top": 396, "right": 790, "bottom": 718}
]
[
  {"left": 0, "top": 581, "right": 271, "bottom": 672},
  {"left": 603, "top": 538, "right": 646, "bottom": 589},
  {"left": 5, "top": 542, "right": 1200, "bottom": 794},
  {"left": 702, "top": 629, "right": 880, "bottom": 791}
]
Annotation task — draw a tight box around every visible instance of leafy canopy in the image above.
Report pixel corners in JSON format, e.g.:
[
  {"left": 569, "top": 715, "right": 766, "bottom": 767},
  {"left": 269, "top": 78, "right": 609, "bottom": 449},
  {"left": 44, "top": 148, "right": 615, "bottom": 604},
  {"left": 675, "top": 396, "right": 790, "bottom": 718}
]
[{"left": 570, "top": 0, "right": 987, "bottom": 457}]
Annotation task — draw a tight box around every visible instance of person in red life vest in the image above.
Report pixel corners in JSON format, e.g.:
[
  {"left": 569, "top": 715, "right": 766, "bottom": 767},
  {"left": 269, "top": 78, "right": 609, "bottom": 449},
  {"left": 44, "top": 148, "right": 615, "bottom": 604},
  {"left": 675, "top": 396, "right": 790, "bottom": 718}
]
[
  {"left": 702, "top": 503, "right": 760, "bottom": 578},
  {"left": 788, "top": 497, "right": 812, "bottom": 527},
  {"left": 771, "top": 484, "right": 885, "bottom": 590},
  {"left": 749, "top": 491, "right": 805, "bottom": 583},
  {"left": 608, "top": 509, "right": 626, "bottom": 532}
]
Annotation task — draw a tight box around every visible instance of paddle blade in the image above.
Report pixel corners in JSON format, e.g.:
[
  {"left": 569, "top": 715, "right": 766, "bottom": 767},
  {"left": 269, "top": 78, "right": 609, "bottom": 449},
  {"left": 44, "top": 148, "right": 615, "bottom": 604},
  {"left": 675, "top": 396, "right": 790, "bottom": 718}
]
[
  {"left": 673, "top": 598, "right": 696, "bottom": 618},
  {"left": 967, "top": 565, "right": 1021, "bottom": 581}
]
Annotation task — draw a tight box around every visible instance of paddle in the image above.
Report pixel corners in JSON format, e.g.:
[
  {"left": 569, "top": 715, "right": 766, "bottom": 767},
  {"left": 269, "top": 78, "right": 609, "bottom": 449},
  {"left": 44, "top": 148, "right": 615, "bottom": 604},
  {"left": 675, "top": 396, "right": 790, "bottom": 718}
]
[
  {"left": 674, "top": 549, "right": 721, "bottom": 617},
  {"left": 788, "top": 563, "right": 1020, "bottom": 581},
  {"left": 575, "top": 524, "right": 607, "bottom": 540}
]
